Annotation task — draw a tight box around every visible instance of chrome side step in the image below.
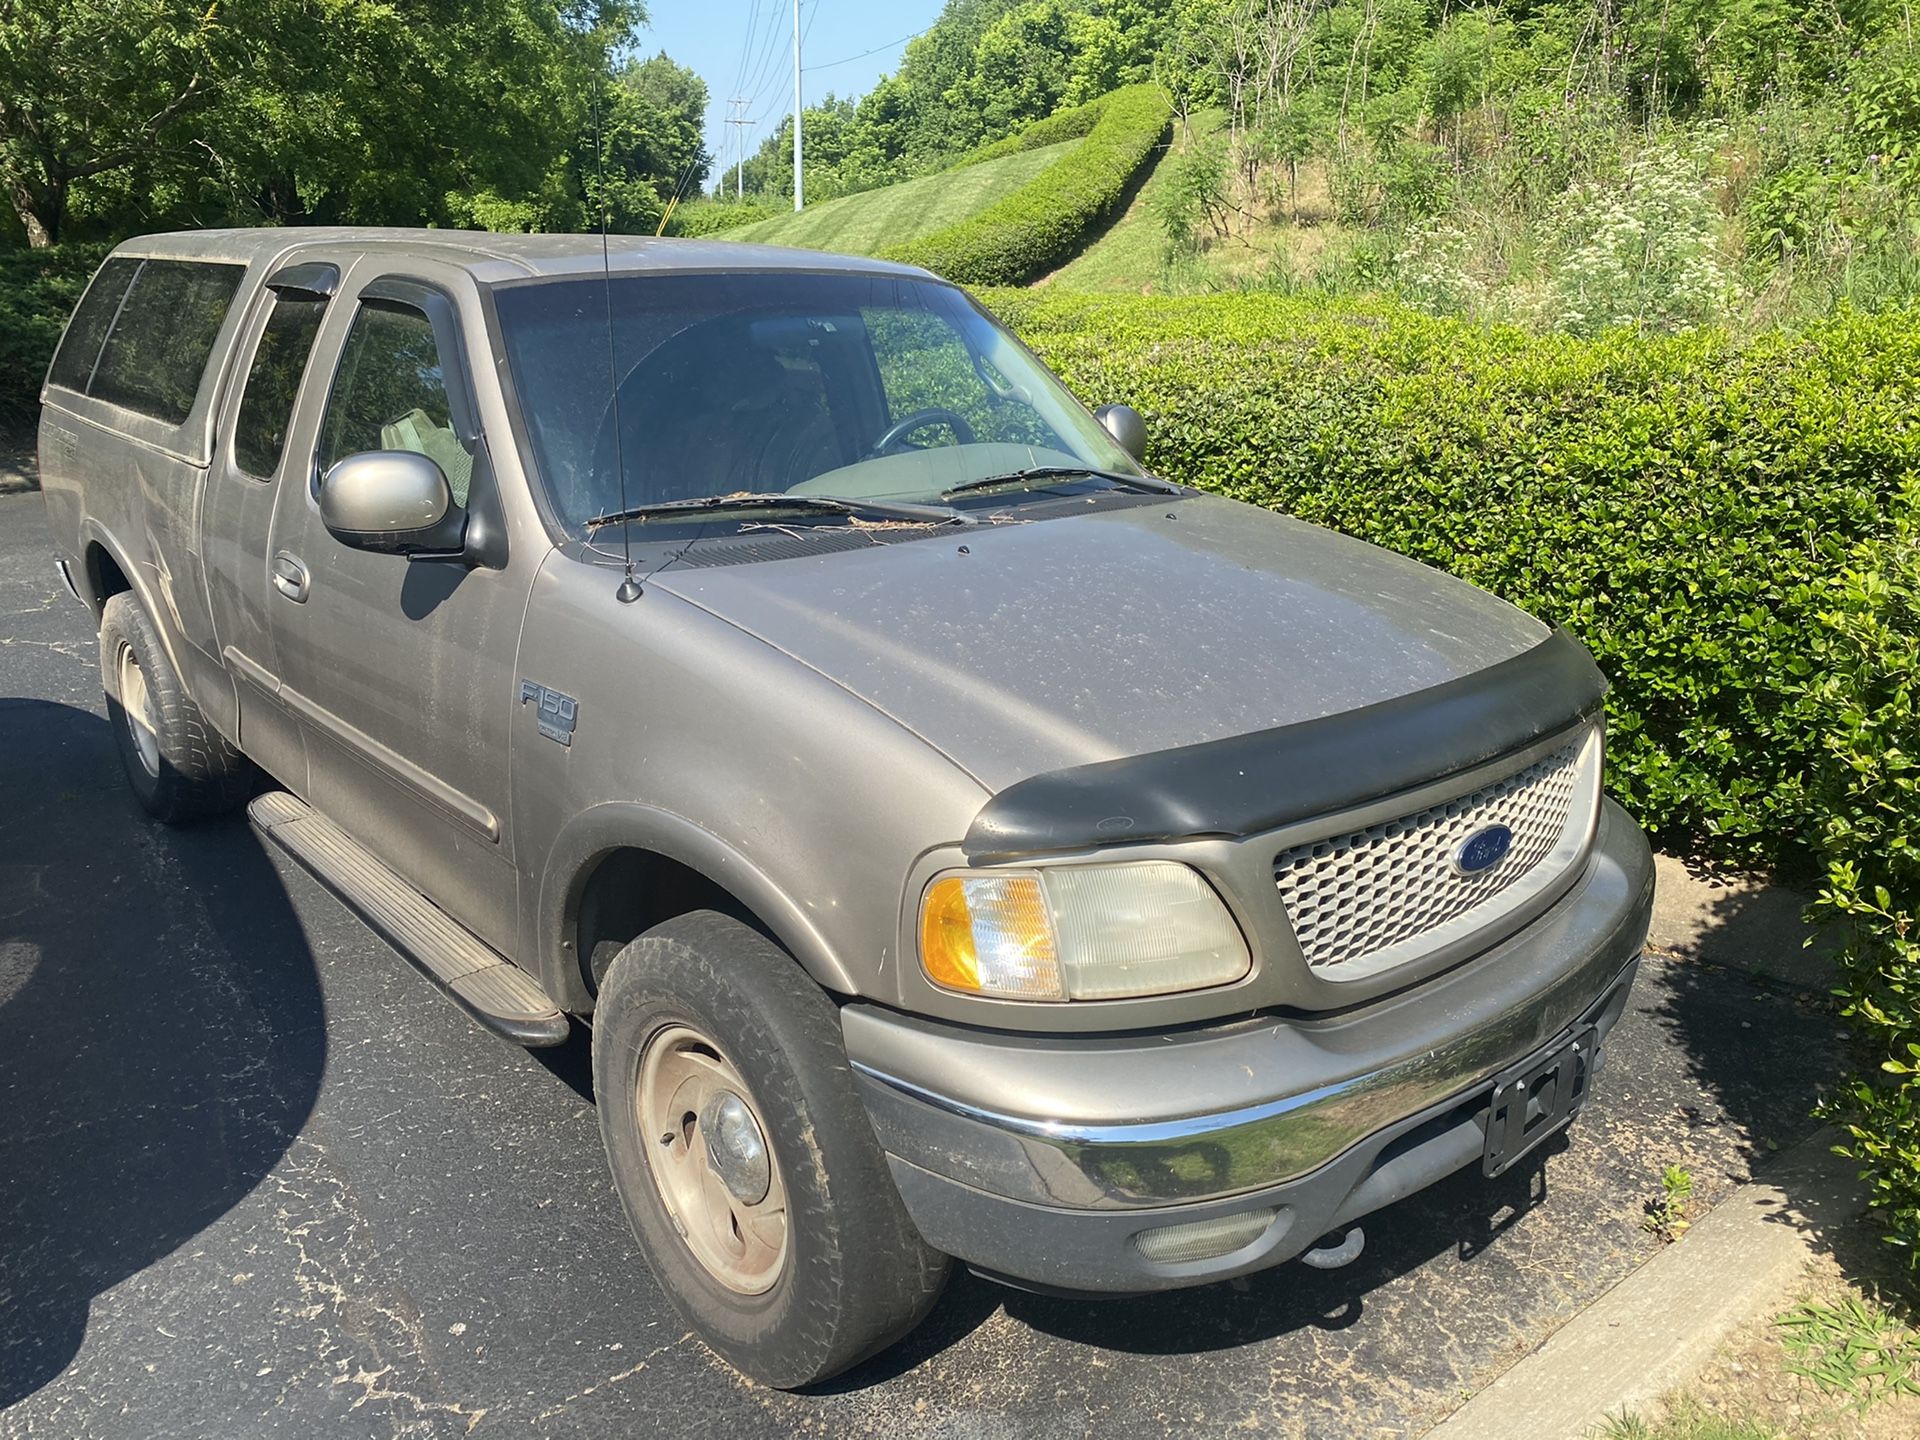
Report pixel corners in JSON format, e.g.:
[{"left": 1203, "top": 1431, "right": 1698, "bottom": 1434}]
[{"left": 249, "top": 791, "right": 570, "bottom": 1047}]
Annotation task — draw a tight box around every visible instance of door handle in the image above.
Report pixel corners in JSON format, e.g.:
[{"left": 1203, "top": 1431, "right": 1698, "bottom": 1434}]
[{"left": 272, "top": 551, "right": 310, "bottom": 604}]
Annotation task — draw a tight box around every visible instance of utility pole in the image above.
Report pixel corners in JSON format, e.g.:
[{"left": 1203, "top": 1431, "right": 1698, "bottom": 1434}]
[
  {"left": 726, "top": 97, "right": 750, "bottom": 200},
  {"left": 792, "top": 0, "right": 804, "bottom": 211}
]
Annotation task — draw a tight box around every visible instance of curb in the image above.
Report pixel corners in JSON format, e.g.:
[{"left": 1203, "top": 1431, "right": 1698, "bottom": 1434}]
[
  {"left": 1424, "top": 1128, "right": 1865, "bottom": 1440},
  {"left": 1645, "top": 854, "right": 1834, "bottom": 993}
]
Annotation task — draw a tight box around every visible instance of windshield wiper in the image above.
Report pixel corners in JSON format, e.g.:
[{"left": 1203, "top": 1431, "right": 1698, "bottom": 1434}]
[
  {"left": 588, "top": 492, "right": 968, "bottom": 529},
  {"left": 941, "top": 466, "right": 1184, "bottom": 500}
]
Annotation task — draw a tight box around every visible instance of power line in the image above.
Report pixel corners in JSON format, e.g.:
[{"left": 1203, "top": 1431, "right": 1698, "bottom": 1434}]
[
  {"left": 727, "top": 0, "right": 762, "bottom": 100},
  {"left": 732, "top": 0, "right": 802, "bottom": 185},
  {"left": 803, "top": 24, "right": 930, "bottom": 73},
  {"left": 739, "top": 0, "right": 791, "bottom": 111}
]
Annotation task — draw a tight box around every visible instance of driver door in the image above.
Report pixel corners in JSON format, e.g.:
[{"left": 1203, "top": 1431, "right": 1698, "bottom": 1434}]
[{"left": 264, "top": 265, "right": 531, "bottom": 951}]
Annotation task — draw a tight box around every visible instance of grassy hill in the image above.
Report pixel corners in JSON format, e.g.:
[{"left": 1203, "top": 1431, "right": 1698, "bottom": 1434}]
[
  {"left": 1045, "top": 111, "right": 1321, "bottom": 294},
  {"left": 726, "top": 142, "right": 1076, "bottom": 255}
]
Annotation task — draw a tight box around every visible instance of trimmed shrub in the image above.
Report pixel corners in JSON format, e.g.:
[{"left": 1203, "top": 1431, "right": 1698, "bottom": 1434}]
[
  {"left": 949, "top": 94, "right": 1110, "bottom": 172},
  {"left": 884, "top": 84, "right": 1170, "bottom": 286},
  {"left": 1803, "top": 503, "right": 1920, "bottom": 1269},
  {"left": 666, "top": 200, "right": 784, "bottom": 239},
  {"left": 0, "top": 244, "right": 108, "bottom": 430},
  {"left": 992, "top": 289, "right": 1920, "bottom": 867}
]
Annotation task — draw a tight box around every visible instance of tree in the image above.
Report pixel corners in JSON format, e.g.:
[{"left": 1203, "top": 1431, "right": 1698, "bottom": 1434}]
[
  {"left": 0, "top": 2, "right": 236, "bottom": 246},
  {"left": 230, "top": 0, "right": 647, "bottom": 232},
  {"left": 949, "top": 3, "right": 1077, "bottom": 142},
  {"left": 581, "top": 51, "right": 712, "bottom": 231},
  {"left": 0, "top": 0, "right": 650, "bottom": 245}
]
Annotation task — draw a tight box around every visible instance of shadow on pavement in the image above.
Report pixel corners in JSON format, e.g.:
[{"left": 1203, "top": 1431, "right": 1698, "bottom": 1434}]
[
  {"left": 1644, "top": 874, "right": 1898, "bottom": 1292},
  {"left": 1649, "top": 873, "right": 1849, "bottom": 1156},
  {"left": 0, "top": 698, "right": 326, "bottom": 1409}
]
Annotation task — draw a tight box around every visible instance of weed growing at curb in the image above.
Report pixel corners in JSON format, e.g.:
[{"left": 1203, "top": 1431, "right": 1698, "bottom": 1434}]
[
  {"left": 1643, "top": 1165, "right": 1697, "bottom": 1244},
  {"left": 1775, "top": 1294, "right": 1920, "bottom": 1406},
  {"left": 1600, "top": 1399, "right": 1776, "bottom": 1439}
]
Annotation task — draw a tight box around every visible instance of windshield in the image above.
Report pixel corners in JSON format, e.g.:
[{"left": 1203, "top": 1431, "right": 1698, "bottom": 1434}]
[{"left": 491, "top": 270, "right": 1140, "bottom": 530}]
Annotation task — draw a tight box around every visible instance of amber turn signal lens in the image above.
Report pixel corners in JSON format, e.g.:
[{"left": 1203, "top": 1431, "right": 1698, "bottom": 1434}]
[
  {"left": 918, "top": 873, "right": 1065, "bottom": 1001},
  {"left": 920, "top": 876, "right": 980, "bottom": 991}
]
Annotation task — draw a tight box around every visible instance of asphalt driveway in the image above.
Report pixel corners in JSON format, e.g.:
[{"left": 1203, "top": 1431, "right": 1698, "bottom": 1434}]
[{"left": 0, "top": 488, "right": 1848, "bottom": 1439}]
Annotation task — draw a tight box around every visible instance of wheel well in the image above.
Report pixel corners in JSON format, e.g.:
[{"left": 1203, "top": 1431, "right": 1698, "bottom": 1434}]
[
  {"left": 573, "top": 848, "right": 759, "bottom": 1002},
  {"left": 85, "top": 543, "right": 131, "bottom": 618}
]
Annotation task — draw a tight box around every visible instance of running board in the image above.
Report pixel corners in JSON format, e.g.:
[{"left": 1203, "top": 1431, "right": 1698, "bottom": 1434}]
[{"left": 249, "top": 791, "right": 570, "bottom": 1047}]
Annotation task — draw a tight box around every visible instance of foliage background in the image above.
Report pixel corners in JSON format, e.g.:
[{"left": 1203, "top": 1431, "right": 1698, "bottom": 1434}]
[{"left": 0, "top": 1, "right": 711, "bottom": 247}]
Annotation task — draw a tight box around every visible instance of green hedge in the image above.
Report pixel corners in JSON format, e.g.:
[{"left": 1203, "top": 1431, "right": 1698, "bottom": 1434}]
[
  {"left": 883, "top": 84, "right": 1169, "bottom": 286},
  {"left": 665, "top": 199, "right": 784, "bottom": 239},
  {"left": 993, "top": 288, "right": 1920, "bottom": 1264},
  {"left": 1804, "top": 508, "right": 1920, "bottom": 1270},
  {"left": 996, "top": 290, "right": 1920, "bottom": 866},
  {"left": 0, "top": 244, "right": 108, "bottom": 430},
  {"left": 948, "top": 94, "right": 1110, "bottom": 172}
]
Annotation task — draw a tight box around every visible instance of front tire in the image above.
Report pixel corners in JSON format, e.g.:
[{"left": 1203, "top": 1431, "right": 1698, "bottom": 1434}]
[
  {"left": 592, "top": 911, "right": 949, "bottom": 1388},
  {"left": 98, "top": 592, "right": 253, "bottom": 824}
]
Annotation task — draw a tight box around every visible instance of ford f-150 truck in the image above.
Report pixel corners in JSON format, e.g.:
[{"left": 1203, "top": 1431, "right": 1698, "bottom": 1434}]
[{"left": 39, "top": 228, "right": 1653, "bottom": 1388}]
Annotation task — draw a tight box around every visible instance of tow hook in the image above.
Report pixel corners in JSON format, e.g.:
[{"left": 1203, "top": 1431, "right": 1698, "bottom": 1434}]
[{"left": 1299, "top": 1226, "right": 1366, "bottom": 1270}]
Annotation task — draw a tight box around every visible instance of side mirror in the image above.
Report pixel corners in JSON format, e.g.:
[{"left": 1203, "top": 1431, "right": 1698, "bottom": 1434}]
[
  {"left": 318, "top": 451, "right": 467, "bottom": 557},
  {"left": 1094, "top": 403, "right": 1148, "bottom": 462}
]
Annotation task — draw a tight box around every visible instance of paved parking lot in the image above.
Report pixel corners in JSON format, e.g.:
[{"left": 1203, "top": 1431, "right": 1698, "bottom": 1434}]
[{"left": 0, "top": 488, "right": 1848, "bottom": 1439}]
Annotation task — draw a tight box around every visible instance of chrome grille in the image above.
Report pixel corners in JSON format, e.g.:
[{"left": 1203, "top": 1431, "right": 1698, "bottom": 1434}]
[{"left": 1275, "top": 739, "right": 1587, "bottom": 976}]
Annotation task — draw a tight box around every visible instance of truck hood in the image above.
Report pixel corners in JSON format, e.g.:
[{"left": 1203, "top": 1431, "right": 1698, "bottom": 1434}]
[{"left": 654, "top": 493, "right": 1549, "bottom": 793}]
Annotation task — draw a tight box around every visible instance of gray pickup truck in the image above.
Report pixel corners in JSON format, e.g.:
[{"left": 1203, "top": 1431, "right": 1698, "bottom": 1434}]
[{"left": 40, "top": 228, "right": 1653, "bottom": 1388}]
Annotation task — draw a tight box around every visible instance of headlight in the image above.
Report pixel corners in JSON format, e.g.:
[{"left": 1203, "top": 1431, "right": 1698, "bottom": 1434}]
[{"left": 918, "top": 861, "right": 1251, "bottom": 1002}]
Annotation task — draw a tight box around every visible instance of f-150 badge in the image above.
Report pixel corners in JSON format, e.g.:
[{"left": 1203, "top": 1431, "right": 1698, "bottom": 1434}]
[{"left": 519, "top": 681, "right": 578, "bottom": 747}]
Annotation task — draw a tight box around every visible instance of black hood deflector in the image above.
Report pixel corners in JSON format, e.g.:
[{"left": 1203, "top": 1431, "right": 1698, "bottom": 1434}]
[{"left": 962, "top": 628, "right": 1608, "bottom": 863}]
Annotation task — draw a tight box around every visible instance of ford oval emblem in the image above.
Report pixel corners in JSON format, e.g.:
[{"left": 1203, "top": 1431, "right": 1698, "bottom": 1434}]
[{"left": 1452, "top": 824, "right": 1514, "bottom": 877}]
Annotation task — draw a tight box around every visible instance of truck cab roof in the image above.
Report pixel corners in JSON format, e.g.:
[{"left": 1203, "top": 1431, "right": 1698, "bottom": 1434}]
[{"left": 105, "top": 226, "right": 932, "bottom": 288}]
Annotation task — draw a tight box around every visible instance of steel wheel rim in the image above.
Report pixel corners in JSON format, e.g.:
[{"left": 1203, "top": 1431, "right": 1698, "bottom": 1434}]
[
  {"left": 116, "top": 642, "right": 160, "bottom": 778},
  {"left": 637, "top": 1024, "right": 789, "bottom": 1295}
]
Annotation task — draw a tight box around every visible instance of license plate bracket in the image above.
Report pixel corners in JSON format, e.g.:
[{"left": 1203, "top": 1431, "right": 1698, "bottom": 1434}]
[{"left": 1482, "top": 1024, "right": 1598, "bottom": 1178}]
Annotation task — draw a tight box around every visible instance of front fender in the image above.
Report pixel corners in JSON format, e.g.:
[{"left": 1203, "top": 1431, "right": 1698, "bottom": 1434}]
[{"left": 534, "top": 800, "right": 857, "bottom": 1012}]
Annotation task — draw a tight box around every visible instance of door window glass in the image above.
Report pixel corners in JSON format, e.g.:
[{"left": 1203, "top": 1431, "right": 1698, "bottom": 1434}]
[
  {"left": 234, "top": 293, "right": 328, "bottom": 479},
  {"left": 87, "top": 259, "right": 245, "bottom": 423},
  {"left": 318, "top": 301, "right": 472, "bottom": 505},
  {"left": 47, "top": 256, "right": 139, "bottom": 394}
]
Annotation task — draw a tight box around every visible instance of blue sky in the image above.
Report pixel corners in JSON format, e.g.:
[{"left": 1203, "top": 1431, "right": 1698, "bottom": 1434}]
[{"left": 640, "top": 1, "right": 949, "bottom": 194}]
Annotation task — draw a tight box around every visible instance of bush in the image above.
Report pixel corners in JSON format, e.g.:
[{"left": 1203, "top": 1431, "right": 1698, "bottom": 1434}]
[
  {"left": 1803, "top": 502, "right": 1920, "bottom": 1270},
  {"left": 0, "top": 244, "right": 108, "bottom": 431},
  {"left": 884, "top": 84, "right": 1170, "bottom": 286},
  {"left": 664, "top": 199, "right": 785, "bottom": 238},
  {"left": 1549, "top": 145, "right": 1732, "bottom": 337},
  {"left": 1153, "top": 135, "right": 1231, "bottom": 255},
  {"left": 991, "top": 290, "right": 1920, "bottom": 866},
  {"left": 949, "top": 94, "right": 1110, "bottom": 171}
]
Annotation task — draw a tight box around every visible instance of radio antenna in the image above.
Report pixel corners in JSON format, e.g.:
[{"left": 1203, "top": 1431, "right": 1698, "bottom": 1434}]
[{"left": 595, "top": 80, "right": 642, "bottom": 603}]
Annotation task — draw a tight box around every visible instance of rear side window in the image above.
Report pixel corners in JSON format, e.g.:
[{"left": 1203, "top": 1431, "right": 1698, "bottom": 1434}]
[
  {"left": 87, "top": 259, "right": 245, "bottom": 424},
  {"left": 234, "top": 294, "right": 328, "bottom": 479},
  {"left": 46, "top": 257, "right": 139, "bottom": 393}
]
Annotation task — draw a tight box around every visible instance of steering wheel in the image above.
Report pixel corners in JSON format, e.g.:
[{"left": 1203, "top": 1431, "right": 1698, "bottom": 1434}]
[{"left": 868, "top": 407, "right": 975, "bottom": 458}]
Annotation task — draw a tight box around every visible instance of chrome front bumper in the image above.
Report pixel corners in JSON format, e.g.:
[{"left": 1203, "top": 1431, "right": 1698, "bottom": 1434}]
[{"left": 845, "top": 800, "right": 1653, "bottom": 1288}]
